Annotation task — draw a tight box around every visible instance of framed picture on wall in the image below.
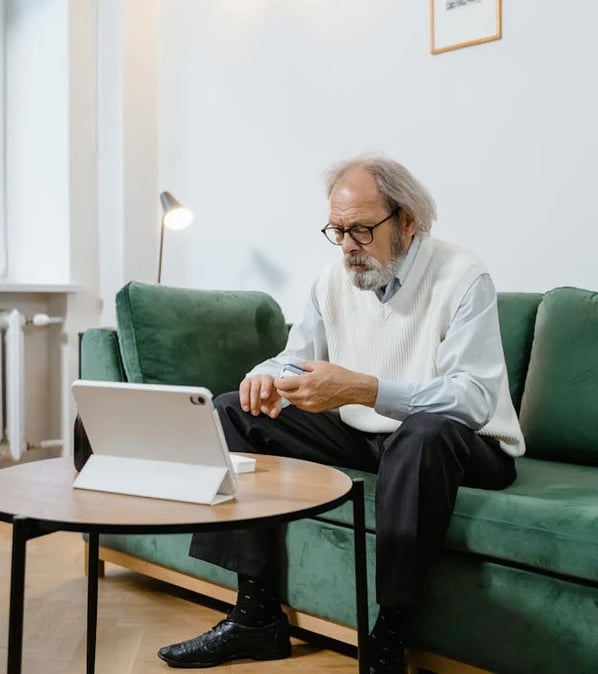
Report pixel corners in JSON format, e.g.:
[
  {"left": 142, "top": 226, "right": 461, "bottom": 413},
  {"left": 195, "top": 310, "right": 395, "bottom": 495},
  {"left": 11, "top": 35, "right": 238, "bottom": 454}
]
[{"left": 430, "top": 0, "right": 502, "bottom": 54}]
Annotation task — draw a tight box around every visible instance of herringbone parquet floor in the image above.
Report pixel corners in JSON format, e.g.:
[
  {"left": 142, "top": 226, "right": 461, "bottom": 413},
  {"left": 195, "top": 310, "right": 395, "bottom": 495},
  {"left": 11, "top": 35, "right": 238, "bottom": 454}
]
[{"left": 0, "top": 522, "right": 358, "bottom": 673}]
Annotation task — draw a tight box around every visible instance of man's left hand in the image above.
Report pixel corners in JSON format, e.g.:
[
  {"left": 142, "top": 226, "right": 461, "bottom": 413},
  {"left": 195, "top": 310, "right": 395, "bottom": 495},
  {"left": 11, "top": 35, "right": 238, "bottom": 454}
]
[{"left": 274, "top": 361, "right": 378, "bottom": 413}]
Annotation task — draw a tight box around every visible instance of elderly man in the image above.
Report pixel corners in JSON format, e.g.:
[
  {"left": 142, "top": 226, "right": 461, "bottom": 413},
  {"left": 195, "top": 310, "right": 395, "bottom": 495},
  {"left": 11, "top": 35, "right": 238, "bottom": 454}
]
[{"left": 158, "top": 155, "right": 524, "bottom": 673}]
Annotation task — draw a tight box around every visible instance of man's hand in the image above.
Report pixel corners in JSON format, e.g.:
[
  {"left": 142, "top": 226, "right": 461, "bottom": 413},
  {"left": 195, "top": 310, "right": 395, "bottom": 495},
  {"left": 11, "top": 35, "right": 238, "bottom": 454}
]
[
  {"left": 239, "top": 374, "right": 283, "bottom": 419},
  {"left": 274, "top": 361, "right": 378, "bottom": 413}
]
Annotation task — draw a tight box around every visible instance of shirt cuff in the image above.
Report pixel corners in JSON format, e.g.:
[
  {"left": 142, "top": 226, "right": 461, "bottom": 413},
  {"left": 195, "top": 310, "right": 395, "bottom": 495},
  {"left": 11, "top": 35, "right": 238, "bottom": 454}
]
[
  {"left": 246, "top": 362, "right": 282, "bottom": 378},
  {"left": 375, "top": 379, "right": 417, "bottom": 421}
]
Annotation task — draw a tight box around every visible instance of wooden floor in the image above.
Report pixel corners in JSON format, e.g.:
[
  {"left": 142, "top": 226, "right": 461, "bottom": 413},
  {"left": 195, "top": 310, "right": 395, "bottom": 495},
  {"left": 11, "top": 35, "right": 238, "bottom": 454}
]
[{"left": 0, "top": 521, "right": 358, "bottom": 673}]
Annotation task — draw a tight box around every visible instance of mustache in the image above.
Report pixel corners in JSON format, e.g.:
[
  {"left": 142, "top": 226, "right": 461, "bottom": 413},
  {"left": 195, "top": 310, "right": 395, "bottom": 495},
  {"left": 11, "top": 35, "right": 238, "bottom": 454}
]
[{"left": 344, "top": 252, "right": 375, "bottom": 267}]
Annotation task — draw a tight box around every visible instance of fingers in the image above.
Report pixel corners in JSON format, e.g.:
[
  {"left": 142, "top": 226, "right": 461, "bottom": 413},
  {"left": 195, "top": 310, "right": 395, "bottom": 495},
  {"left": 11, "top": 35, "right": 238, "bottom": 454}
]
[
  {"left": 249, "top": 379, "right": 263, "bottom": 414},
  {"left": 239, "top": 377, "right": 252, "bottom": 412},
  {"left": 262, "top": 397, "right": 282, "bottom": 419},
  {"left": 240, "top": 375, "right": 279, "bottom": 416},
  {"left": 275, "top": 367, "right": 306, "bottom": 390},
  {"left": 240, "top": 376, "right": 263, "bottom": 413}
]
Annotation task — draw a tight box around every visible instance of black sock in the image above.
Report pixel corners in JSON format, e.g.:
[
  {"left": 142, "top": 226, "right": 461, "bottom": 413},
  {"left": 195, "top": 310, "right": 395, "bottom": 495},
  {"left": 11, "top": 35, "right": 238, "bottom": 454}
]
[
  {"left": 229, "top": 573, "right": 283, "bottom": 627},
  {"left": 369, "top": 606, "right": 411, "bottom": 670}
]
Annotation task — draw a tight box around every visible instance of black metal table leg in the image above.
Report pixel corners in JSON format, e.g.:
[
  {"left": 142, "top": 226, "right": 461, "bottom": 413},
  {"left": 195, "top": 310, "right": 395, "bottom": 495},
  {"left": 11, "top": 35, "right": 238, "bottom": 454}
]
[
  {"left": 87, "top": 532, "right": 100, "bottom": 674},
  {"left": 352, "top": 479, "right": 369, "bottom": 674},
  {"left": 7, "top": 517, "right": 30, "bottom": 674}
]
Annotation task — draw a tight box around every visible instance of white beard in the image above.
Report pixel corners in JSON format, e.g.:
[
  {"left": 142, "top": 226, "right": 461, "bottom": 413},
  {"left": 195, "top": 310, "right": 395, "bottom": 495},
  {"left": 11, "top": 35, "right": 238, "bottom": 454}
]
[
  {"left": 342, "top": 224, "right": 409, "bottom": 291},
  {"left": 343, "top": 253, "right": 397, "bottom": 291}
]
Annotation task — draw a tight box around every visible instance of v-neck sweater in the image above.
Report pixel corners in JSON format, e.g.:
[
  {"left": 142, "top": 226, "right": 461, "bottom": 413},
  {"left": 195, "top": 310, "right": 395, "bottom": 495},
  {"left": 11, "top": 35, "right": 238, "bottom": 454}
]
[{"left": 316, "top": 237, "right": 523, "bottom": 455}]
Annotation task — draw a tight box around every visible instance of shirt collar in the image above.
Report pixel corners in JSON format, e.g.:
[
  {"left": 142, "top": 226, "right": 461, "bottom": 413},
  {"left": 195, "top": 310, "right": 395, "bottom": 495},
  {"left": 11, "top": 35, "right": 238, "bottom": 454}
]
[{"left": 374, "top": 235, "right": 422, "bottom": 303}]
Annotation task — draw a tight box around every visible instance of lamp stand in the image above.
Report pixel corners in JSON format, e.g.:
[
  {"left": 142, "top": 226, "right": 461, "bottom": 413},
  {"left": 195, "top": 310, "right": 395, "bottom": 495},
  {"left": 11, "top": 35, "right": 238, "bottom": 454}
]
[{"left": 157, "top": 218, "right": 165, "bottom": 284}]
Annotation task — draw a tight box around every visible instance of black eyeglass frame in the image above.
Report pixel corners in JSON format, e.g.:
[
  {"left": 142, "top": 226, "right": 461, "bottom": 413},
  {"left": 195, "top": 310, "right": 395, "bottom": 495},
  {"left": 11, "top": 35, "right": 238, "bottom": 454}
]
[{"left": 320, "top": 207, "right": 401, "bottom": 246}]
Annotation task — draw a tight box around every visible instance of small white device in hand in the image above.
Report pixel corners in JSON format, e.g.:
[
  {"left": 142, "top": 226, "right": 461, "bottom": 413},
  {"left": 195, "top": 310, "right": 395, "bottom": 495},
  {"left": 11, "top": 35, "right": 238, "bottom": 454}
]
[{"left": 280, "top": 363, "right": 305, "bottom": 378}]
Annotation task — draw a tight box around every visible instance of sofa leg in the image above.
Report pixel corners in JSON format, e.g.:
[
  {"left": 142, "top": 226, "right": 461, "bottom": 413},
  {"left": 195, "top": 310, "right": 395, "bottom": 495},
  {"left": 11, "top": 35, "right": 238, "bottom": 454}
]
[{"left": 83, "top": 540, "right": 105, "bottom": 577}]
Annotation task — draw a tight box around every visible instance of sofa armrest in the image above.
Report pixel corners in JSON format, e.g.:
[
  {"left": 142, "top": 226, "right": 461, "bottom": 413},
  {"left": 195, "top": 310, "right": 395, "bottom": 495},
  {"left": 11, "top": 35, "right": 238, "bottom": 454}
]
[
  {"left": 75, "top": 328, "right": 126, "bottom": 471},
  {"left": 80, "top": 328, "right": 127, "bottom": 382}
]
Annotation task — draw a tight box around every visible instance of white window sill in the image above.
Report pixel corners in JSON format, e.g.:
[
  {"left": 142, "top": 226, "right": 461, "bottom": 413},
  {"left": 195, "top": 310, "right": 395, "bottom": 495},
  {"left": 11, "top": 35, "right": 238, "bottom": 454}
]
[{"left": 0, "top": 283, "right": 79, "bottom": 294}]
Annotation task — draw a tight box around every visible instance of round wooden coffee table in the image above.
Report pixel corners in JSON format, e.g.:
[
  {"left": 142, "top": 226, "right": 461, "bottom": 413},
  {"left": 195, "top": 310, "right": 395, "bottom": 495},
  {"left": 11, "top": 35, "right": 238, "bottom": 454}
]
[{"left": 0, "top": 457, "right": 368, "bottom": 674}]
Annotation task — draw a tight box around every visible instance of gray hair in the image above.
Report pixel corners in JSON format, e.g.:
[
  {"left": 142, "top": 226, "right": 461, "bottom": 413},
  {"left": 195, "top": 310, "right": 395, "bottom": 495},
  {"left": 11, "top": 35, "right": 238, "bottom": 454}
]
[{"left": 325, "top": 153, "right": 437, "bottom": 236}]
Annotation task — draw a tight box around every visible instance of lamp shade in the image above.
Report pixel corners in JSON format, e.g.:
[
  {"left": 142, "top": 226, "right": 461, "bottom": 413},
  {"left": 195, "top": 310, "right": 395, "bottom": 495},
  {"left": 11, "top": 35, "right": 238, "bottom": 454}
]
[
  {"left": 158, "top": 191, "right": 193, "bottom": 283},
  {"left": 160, "top": 191, "right": 193, "bottom": 230}
]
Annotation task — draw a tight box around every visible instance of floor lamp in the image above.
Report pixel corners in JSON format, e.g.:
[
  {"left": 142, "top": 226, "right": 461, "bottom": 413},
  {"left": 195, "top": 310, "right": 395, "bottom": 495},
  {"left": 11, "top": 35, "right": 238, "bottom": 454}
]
[{"left": 158, "top": 191, "right": 193, "bottom": 284}]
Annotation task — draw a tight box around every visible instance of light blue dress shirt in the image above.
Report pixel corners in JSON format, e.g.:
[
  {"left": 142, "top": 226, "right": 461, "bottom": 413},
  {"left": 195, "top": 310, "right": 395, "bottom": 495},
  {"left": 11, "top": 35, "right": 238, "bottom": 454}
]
[{"left": 249, "top": 237, "right": 505, "bottom": 431}]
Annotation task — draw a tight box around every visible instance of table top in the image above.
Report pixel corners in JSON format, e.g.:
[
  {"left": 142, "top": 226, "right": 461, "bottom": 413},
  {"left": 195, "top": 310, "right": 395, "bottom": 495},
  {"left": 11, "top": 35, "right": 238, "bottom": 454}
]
[{"left": 0, "top": 457, "right": 353, "bottom": 533}]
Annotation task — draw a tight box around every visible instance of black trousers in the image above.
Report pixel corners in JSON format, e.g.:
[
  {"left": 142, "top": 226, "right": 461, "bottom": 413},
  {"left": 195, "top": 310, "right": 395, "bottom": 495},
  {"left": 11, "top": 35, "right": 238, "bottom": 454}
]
[{"left": 190, "top": 392, "right": 516, "bottom": 607}]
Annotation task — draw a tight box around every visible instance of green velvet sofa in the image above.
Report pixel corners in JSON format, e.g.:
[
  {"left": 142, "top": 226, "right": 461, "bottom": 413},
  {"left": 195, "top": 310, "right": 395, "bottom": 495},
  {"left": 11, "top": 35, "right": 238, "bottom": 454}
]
[{"left": 78, "top": 281, "right": 598, "bottom": 674}]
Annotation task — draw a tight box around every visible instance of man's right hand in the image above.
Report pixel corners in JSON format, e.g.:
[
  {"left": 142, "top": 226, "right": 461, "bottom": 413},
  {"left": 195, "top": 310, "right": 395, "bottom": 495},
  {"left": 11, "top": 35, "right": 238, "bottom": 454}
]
[{"left": 239, "top": 375, "right": 282, "bottom": 419}]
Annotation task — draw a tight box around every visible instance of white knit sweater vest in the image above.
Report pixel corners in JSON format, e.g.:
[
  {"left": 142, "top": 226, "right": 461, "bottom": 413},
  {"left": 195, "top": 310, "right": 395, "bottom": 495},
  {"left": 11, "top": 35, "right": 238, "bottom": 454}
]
[{"left": 316, "top": 237, "right": 524, "bottom": 456}]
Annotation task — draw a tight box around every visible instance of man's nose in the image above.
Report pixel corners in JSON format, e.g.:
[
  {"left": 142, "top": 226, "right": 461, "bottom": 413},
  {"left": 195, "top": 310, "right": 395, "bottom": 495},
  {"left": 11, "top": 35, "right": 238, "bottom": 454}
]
[{"left": 341, "top": 232, "right": 360, "bottom": 254}]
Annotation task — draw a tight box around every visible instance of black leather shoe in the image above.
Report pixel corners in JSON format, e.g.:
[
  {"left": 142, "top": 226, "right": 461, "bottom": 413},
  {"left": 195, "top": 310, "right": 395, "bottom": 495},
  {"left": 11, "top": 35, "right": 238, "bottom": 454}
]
[{"left": 157, "top": 613, "right": 291, "bottom": 668}]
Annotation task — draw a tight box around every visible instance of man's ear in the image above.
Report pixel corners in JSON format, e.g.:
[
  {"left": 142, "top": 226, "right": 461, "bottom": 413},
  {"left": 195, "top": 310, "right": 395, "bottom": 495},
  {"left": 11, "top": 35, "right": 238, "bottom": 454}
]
[{"left": 401, "top": 210, "right": 417, "bottom": 238}]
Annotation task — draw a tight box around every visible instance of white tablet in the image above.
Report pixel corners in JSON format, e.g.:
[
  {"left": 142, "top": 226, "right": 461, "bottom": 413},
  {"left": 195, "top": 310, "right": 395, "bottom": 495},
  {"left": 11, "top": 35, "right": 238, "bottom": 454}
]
[{"left": 71, "top": 380, "right": 241, "bottom": 505}]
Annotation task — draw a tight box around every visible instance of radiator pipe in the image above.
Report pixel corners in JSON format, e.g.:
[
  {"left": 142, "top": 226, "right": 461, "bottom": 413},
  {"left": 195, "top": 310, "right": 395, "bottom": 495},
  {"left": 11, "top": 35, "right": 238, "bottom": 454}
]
[
  {"left": 27, "top": 314, "right": 64, "bottom": 327},
  {"left": 26, "top": 439, "right": 63, "bottom": 451}
]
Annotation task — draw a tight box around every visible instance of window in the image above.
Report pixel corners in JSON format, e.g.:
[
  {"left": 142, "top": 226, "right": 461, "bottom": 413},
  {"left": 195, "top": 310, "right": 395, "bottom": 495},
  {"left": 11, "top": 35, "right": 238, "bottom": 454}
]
[
  {"left": 0, "top": 0, "right": 70, "bottom": 285},
  {"left": 0, "top": 0, "right": 7, "bottom": 278}
]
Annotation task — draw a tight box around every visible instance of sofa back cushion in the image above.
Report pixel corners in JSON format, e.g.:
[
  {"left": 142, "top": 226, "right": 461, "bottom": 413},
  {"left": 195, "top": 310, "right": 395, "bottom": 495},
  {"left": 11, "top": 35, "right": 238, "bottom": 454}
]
[
  {"left": 497, "top": 292, "right": 542, "bottom": 412},
  {"left": 518, "top": 287, "right": 598, "bottom": 465},
  {"left": 116, "top": 282, "right": 288, "bottom": 395}
]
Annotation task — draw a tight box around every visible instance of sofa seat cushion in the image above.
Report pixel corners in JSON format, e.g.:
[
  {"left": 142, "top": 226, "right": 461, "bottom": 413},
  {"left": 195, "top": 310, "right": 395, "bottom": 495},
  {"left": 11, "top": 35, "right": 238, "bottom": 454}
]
[
  {"left": 448, "top": 456, "right": 598, "bottom": 582},
  {"left": 326, "top": 457, "right": 598, "bottom": 584}
]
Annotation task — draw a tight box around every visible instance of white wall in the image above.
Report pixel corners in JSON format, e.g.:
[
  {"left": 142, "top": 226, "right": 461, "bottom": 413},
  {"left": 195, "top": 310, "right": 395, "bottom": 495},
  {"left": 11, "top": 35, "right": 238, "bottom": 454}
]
[
  {"left": 96, "top": 0, "right": 159, "bottom": 327},
  {"left": 158, "top": 0, "right": 598, "bottom": 322}
]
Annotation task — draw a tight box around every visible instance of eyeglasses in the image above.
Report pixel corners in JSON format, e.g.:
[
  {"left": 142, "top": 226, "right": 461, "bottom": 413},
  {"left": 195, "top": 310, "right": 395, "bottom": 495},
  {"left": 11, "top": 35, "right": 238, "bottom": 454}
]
[{"left": 320, "top": 207, "right": 400, "bottom": 246}]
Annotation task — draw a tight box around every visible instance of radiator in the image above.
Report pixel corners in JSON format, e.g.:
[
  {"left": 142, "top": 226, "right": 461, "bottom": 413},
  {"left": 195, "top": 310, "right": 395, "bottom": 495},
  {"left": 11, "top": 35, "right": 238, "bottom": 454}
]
[
  {"left": 0, "top": 309, "right": 26, "bottom": 459},
  {"left": 0, "top": 309, "right": 64, "bottom": 460}
]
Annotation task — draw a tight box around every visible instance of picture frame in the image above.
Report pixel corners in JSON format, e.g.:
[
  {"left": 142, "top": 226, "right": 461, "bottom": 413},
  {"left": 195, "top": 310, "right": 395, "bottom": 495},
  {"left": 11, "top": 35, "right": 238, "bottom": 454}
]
[{"left": 430, "top": 0, "right": 502, "bottom": 55}]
